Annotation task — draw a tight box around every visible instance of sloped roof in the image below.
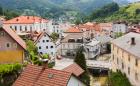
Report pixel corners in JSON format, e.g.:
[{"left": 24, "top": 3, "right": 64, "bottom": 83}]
[
  {"left": 111, "top": 32, "right": 140, "bottom": 59},
  {"left": 34, "top": 32, "right": 53, "bottom": 44},
  {"left": 65, "top": 27, "right": 82, "bottom": 33},
  {"left": 1, "top": 26, "right": 26, "bottom": 50},
  {"left": 13, "top": 64, "right": 72, "bottom": 86},
  {"left": 86, "top": 39, "right": 100, "bottom": 47},
  {"left": 63, "top": 63, "right": 84, "bottom": 77},
  {"left": 4, "top": 16, "right": 48, "bottom": 24}
]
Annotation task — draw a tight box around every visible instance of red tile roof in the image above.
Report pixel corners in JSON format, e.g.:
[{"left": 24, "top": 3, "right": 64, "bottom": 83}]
[
  {"left": 4, "top": 16, "right": 48, "bottom": 24},
  {"left": 79, "top": 24, "right": 101, "bottom": 32},
  {"left": 13, "top": 64, "right": 72, "bottom": 86},
  {"left": 65, "top": 27, "right": 82, "bottom": 33},
  {"left": 63, "top": 63, "right": 84, "bottom": 77},
  {"left": 2, "top": 26, "right": 26, "bottom": 50}
]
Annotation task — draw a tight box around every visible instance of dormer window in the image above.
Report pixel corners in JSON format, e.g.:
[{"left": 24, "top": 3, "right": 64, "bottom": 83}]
[
  {"left": 68, "top": 38, "right": 75, "bottom": 43},
  {"left": 77, "top": 38, "right": 83, "bottom": 43}
]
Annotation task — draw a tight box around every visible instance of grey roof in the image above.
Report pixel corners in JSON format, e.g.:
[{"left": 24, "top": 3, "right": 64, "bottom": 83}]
[
  {"left": 86, "top": 39, "right": 100, "bottom": 47},
  {"left": 95, "top": 35, "right": 113, "bottom": 44},
  {"left": 112, "top": 32, "right": 140, "bottom": 59}
]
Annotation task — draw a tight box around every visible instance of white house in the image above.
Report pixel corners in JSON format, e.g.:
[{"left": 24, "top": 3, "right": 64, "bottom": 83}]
[
  {"left": 3, "top": 16, "right": 48, "bottom": 33},
  {"left": 84, "top": 39, "right": 100, "bottom": 59},
  {"left": 34, "top": 32, "right": 56, "bottom": 56},
  {"left": 47, "top": 20, "right": 71, "bottom": 35},
  {"left": 95, "top": 35, "right": 113, "bottom": 53},
  {"left": 112, "top": 22, "right": 128, "bottom": 34}
]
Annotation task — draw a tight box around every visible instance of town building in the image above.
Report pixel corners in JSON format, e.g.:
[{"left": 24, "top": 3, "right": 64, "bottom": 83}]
[
  {"left": 47, "top": 20, "right": 70, "bottom": 35},
  {"left": 34, "top": 32, "right": 56, "bottom": 56},
  {"left": 112, "top": 22, "right": 128, "bottom": 33},
  {"left": 111, "top": 32, "right": 140, "bottom": 86},
  {"left": 84, "top": 39, "right": 100, "bottom": 59},
  {"left": 3, "top": 16, "right": 48, "bottom": 33},
  {"left": 0, "top": 26, "right": 26, "bottom": 63},
  {"left": 13, "top": 64, "right": 86, "bottom": 86},
  {"left": 60, "top": 33, "right": 85, "bottom": 58},
  {"left": 95, "top": 35, "right": 113, "bottom": 54}
]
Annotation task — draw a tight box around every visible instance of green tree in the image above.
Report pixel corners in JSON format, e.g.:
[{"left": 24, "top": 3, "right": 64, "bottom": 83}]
[
  {"left": 26, "top": 40, "right": 38, "bottom": 54},
  {"left": 74, "top": 47, "right": 90, "bottom": 85},
  {"left": 50, "top": 32, "right": 59, "bottom": 42},
  {"left": 109, "top": 71, "right": 132, "bottom": 86},
  {"left": 0, "top": 6, "right": 3, "bottom": 15}
]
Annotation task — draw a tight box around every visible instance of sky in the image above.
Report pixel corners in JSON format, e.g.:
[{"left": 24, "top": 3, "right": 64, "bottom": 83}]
[{"left": 128, "top": 0, "right": 140, "bottom": 2}]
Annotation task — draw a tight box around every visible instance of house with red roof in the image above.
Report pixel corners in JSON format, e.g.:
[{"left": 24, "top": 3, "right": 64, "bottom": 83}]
[
  {"left": 3, "top": 16, "right": 48, "bottom": 33},
  {"left": 0, "top": 26, "right": 26, "bottom": 63},
  {"left": 34, "top": 32, "right": 56, "bottom": 56},
  {"left": 13, "top": 64, "right": 86, "bottom": 86},
  {"left": 63, "top": 63, "right": 84, "bottom": 77}
]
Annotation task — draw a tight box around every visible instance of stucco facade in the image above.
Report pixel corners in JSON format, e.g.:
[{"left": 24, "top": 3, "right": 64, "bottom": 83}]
[
  {"left": 0, "top": 29, "right": 25, "bottom": 64},
  {"left": 111, "top": 43, "right": 140, "bottom": 86}
]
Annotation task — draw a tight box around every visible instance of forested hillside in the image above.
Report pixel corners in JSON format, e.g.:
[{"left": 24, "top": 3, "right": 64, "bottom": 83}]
[{"left": 86, "top": 2, "right": 140, "bottom": 23}]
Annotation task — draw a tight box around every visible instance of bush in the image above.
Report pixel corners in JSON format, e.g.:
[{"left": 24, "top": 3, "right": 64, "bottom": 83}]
[{"left": 109, "top": 71, "right": 132, "bottom": 86}]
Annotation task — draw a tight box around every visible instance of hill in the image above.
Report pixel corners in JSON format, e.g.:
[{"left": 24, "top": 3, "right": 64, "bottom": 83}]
[
  {"left": 0, "top": 0, "right": 130, "bottom": 18},
  {"left": 88, "top": 2, "right": 140, "bottom": 22}
]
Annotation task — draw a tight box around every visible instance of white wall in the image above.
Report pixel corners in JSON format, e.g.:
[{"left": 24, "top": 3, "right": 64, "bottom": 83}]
[
  {"left": 67, "top": 76, "right": 86, "bottom": 86},
  {"left": 36, "top": 34, "right": 56, "bottom": 56},
  {"left": 5, "top": 22, "right": 48, "bottom": 33},
  {"left": 112, "top": 24, "right": 128, "bottom": 33}
]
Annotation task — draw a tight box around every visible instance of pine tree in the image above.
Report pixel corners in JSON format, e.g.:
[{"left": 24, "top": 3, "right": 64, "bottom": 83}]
[{"left": 74, "top": 47, "right": 90, "bottom": 85}]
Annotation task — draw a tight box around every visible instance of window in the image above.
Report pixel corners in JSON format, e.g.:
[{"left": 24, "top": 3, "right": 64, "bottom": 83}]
[
  {"left": 43, "top": 40, "right": 45, "bottom": 43},
  {"left": 128, "top": 55, "right": 130, "bottom": 62},
  {"left": 10, "top": 26, "right": 12, "bottom": 28},
  {"left": 135, "top": 72, "right": 138, "bottom": 81},
  {"left": 6, "top": 43, "right": 10, "bottom": 48},
  {"left": 0, "top": 31, "right": 4, "bottom": 36},
  {"left": 50, "top": 46, "right": 53, "bottom": 48},
  {"left": 20, "top": 26, "right": 22, "bottom": 30},
  {"left": 117, "top": 58, "right": 119, "bottom": 65},
  {"left": 112, "top": 54, "right": 114, "bottom": 60},
  {"left": 122, "top": 62, "right": 124, "bottom": 69},
  {"left": 15, "top": 26, "right": 17, "bottom": 31},
  {"left": 30, "top": 26, "right": 32, "bottom": 31},
  {"left": 135, "top": 59, "right": 138, "bottom": 67},
  {"left": 39, "top": 46, "right": 41, "bottom": 49},
  {"left": 13, "top": 43, "right": 17, "bottom": 48},
  {"left": 20, "top": 28, "right": 22, "bottom": 31},
  {"left": 25, "top": 26, "right": 27, "bottom": 31},
  {"left": 128, "top": 67, "right": 130, "bottom": 75},
  {"left": 46, "top": 40, "right": 49, "bottom": 42},
  {"left": 68, "top": 39, "right": 75, "bottom": 43},
  {"left": 40, "top": 52, "right": 43, "bottom": 54},
  {"left": 117, "top": 48, "right": 119, "bottom": 54},
  {"left": 46, "top": 46, "right": 48, "bottom": 49}
]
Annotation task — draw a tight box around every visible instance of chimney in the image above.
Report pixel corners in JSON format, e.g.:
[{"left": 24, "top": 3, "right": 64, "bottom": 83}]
[
  {"left": 16, "top": 18, "right": 19, "bottom": 21},
  {"left": 131, "top": 37, "right": 136, "bottom": 45},
  {"left": 41, "top": 59, "right": 48, "bottom": 70},
  {"left": 27, "top": 16, "right": 29, "bottom": 19}
]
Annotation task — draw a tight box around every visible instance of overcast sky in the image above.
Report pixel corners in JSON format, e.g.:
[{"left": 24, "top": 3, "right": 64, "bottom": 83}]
[{"left": 128, "top": 0, "right": 140, "bottom": 2}]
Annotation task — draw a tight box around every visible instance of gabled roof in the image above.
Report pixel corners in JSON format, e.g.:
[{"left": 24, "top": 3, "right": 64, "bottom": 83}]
[
  {"left": 63, "top": 63, "right": 84, "bottom": 77},
  {"left": 1, "top": 26, "right": 26, "bottom": 50},
  {"left": 34, "top": 32, "right": 53, "bottom": 44},
  {"left": 13, "top": 64, "right": 72, "bottom": 86},
  {"left": 4, "top": 16, "right": 48, "bottom": 24}
]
